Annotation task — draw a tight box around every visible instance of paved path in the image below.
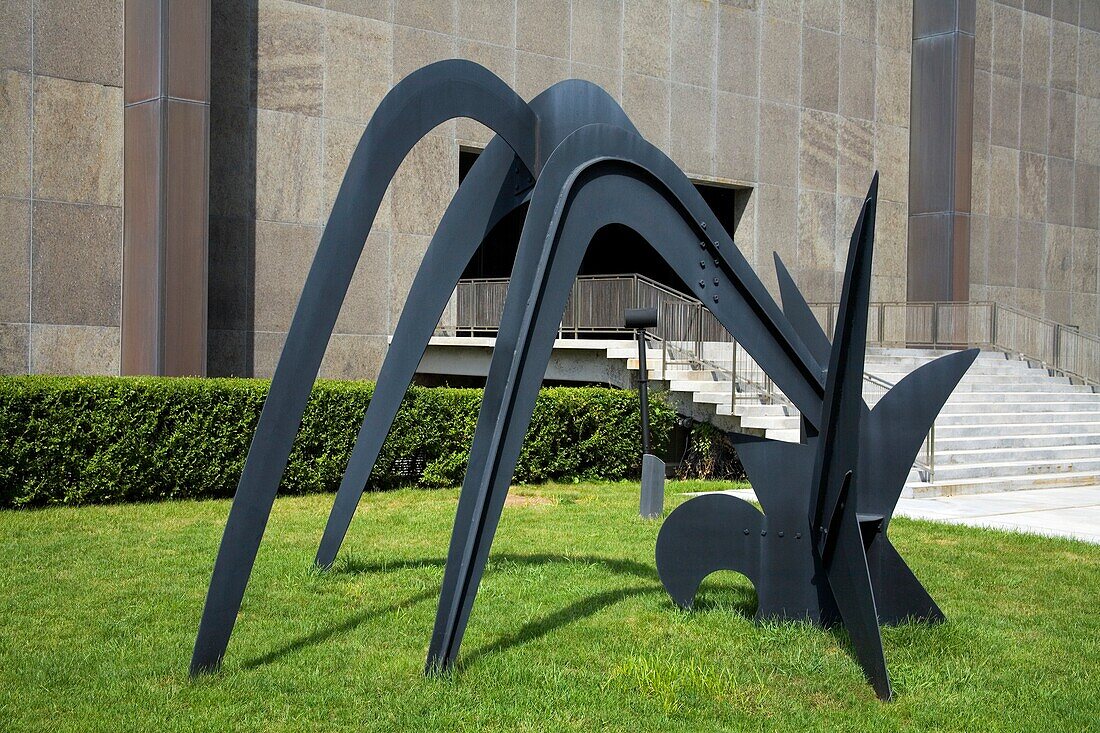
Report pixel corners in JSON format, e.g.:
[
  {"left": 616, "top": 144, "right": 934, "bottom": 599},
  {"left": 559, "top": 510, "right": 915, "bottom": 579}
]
[{"left": 712, "top": 486, "right": 1100, "bottom": 544}]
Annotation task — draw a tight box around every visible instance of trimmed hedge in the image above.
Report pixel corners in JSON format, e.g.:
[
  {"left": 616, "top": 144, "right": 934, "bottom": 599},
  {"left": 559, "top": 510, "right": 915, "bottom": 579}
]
[{"left": 0, "top": 376, "right": 674, "bottom": 508}]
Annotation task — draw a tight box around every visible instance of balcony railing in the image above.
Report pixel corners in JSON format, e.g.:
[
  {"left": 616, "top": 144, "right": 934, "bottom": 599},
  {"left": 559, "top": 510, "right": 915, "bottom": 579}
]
[{"left": 455, "top": 274, "right": 785, "bottom": 404}]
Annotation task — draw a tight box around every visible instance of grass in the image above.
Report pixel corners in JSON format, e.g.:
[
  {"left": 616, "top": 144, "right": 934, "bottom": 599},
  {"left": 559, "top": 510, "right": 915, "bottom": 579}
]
[{"left": 0, "top": 481, "right": 1097, "bottom": 732}]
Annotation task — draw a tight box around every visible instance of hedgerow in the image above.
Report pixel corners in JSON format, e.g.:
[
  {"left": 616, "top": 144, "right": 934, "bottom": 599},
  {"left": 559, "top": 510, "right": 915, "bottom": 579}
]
[{"left": 0, "top": 376, "right": 674, "bottom": 507}]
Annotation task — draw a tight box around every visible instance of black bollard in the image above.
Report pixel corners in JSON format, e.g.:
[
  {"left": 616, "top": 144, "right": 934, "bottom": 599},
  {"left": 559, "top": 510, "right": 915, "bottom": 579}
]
[{"left": 625, "top": 307, "right": 664, "bottom": 518}]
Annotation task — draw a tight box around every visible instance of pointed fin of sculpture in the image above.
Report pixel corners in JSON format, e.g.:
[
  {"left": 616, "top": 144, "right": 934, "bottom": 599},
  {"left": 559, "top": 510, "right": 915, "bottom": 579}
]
[
  {"left": 806, "top": 173, "right": 892, "bottom": 700},
  {"left": 773, "top": 252, "right": 831, "bottom": 369},
  {"left": 810, "top": 174, "right": 876, "bottom": 559},
  {"left": 859, "top": 348, "right": 979, "bottom": 519}
]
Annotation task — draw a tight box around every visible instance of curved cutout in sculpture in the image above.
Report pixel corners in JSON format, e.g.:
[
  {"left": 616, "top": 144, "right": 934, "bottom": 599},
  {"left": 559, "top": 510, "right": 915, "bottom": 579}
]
[{"left": 192, "top": 61, "right": 976, "bottom": 702}]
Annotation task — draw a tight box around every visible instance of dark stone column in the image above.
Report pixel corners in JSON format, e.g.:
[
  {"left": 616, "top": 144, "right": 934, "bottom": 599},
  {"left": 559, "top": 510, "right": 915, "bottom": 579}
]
[
  {"left": 122, "top": 0, "right": 210, "bottom": 375},
  {"left": 907, "top": 0, "right": 975, "bottom": 303}
]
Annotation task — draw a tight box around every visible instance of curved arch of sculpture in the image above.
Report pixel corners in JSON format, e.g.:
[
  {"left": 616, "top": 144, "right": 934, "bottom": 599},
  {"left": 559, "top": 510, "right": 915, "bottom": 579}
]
[
  {"left": 423, "top": 122, "right": 831, "bottom": 670},
  {"left": 190, "top": 60, "right": 542, "bottom": 675},
  {"left": 315, "top": 80, "right": 640, "bottom": 569}
]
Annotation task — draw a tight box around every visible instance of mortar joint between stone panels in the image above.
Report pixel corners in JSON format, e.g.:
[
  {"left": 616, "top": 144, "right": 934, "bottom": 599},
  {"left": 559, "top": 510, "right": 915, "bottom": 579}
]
[
  {"left": 711, "top": 0, "right": 718, "bottom": 178},
  {"left": 618, "top": 0, "right": 624, "bottom": 102},
  {"left": 27, "top": 0, "right": 35, "bottom": 373},
  {"left": 665, "top": 1, "right": 672, "bottom": 158}
]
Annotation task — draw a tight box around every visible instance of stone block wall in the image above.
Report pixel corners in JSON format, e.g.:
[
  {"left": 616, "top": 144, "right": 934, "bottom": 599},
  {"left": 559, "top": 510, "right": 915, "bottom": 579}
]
[
  {"left": 205, "top": 0, "right": 914, "bottom": 380},
  {"left": 969, "top": 0, "right": 1100, "bottom": 333},
  {"left": 0, "top": 0, "right": 124, "bottom": 375}
]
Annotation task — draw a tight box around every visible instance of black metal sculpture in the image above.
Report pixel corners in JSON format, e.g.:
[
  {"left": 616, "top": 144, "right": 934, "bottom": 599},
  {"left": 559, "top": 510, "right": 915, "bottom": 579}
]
[
  {"left": 191, "top": 61, "right": 975, "bottom": 701},
  {"left": 656, "top": 183, "right": 978, "bottom": 699}
]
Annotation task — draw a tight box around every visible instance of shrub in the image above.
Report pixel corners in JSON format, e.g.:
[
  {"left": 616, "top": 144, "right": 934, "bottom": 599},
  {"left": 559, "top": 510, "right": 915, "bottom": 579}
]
[{"left": 0, "top": 376, "right": 674, "bottom": 507}]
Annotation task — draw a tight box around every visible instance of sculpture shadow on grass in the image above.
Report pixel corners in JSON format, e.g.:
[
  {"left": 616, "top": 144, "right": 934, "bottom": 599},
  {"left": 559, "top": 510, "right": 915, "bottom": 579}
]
[{"left": 243, "top": 553, "right": 664, "bottom": 671}]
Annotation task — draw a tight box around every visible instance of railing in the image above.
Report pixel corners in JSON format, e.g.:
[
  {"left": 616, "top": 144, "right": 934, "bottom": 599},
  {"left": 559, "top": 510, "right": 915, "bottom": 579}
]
[
  {"left": 455, "top": 274, "right": 786, "bottom": 404},
  {"left": 808, "top": 300, "right": 1099, "bottom": 388},
  {"left": 454, "top": 277, "right": 1098, "bottom": 484}
]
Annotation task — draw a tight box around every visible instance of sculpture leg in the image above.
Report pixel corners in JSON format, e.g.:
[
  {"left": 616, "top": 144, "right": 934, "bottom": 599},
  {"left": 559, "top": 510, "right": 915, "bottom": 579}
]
[
  {"left": 866, "top": 538, "right": 945, "bottom": 624},
  {"left": 315, "top": 144, "right": 526, "bottom": 569},
  {"left": 423, "top": 226, "right": 584, "bottom": 672},
  {"left": 317, "top": 80, "right": 643, "bottom": 567},
  {"left": 824, "top": 492, "right": 893, "bottom": 700},
  {"left": 191, "top": 60, "right": 540, "bottom": 675},
  {"left": 190, "top": 194, "right": 389, "bottom": 675}
]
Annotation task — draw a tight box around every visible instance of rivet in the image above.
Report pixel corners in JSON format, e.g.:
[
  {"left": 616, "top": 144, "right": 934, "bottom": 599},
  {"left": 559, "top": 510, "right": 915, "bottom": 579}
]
[
  {"left": 713, "top": 295, "right": 719, "bottom": 302},
  {"left": 778, "top": 531, "right": 785, "bottom": 538},
  {"left": 713, "top": 240, "right": 719, "bottom": 249},
  {"left": 699, "top": 241, "right": 706, "bottom": 249},
  {"left": 698, "top": 280, "right": 705, "bottom": 288},
  {"left": 699, "top": 260, "right": 706, "bottom": 269},
  {"left": 795, "top": 532, "right": 802, "bottom": 539},
  {"left": 761, "top": 530, "right": 767, "bottom": 537},
  {"left": 713, "top": 277, "right": 719, "bottom": 286},
  {"left": 714, "top": 258, "right": 720, "bottom": 266},
  {"left": 700, "top": 221, "right": 707, "bottom": 230},
  {"left": 743, "top": 528, "right": 750, "bottom": 535}
]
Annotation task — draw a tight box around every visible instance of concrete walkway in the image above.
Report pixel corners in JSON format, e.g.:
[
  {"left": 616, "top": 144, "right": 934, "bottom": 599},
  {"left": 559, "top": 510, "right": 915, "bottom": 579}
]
[{"left": 713, "top": 486, "right": 1100, "bottom": 544}]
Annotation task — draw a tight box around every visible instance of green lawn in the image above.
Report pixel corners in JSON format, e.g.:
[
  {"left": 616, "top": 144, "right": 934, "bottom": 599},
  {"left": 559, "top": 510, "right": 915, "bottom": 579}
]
[{"left": 1, "top": 482, "right": 1097, "bottom": 732}]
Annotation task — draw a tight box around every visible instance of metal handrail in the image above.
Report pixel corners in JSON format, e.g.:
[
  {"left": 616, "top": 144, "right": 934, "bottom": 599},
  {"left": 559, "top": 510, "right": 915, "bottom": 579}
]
[
  {"left": 455, "top": 273, "right": 786, "bottom": 404},
  {"left": 808, "top": 300, "right": 1099, "bottom": 388},
  {"left": 454, "top": 277, "right": 1098, "bottom": 485}
]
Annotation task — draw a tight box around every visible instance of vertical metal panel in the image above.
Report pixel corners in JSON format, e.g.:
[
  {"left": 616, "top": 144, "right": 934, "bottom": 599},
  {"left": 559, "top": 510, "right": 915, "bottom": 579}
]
[
  {"left": 167, "top": 0, "right": 210, "bottom": 103},
  {"left": 952, "top": 34, "right": 974, "bottom": 214},
  {"left": 122, "top": 0, "right": 210, "bottom": 375},
  {"left": 122, "top": 100, "right": 164, "bottom": 374},
  {"left": 908, "top": 33, "right": 957, "bottom": 216},
  {"left": 164, "top": 100, "right": 209, "bottom": 375},
  {"left": 907, "top": 0, "right": 975, "bottom": 305},
  {"left": 124, "top": 0, "right": 162, "bottom": 105}
]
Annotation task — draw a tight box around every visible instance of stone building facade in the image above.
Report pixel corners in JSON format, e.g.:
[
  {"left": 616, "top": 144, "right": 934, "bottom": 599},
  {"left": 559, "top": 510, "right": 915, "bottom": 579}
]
[
  {"left": 0, "top": 0, "right": 1097, "bottom": 379},
  {"left": 1, "top": 0, "right": 124, "bottom": 374}
]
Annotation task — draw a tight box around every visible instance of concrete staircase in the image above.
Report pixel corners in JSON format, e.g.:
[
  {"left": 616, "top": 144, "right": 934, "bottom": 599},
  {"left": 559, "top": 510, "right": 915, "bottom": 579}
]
[
  {"left": 607, "top": 344, "right": 1100, "bottom": 498},
  {"left": 865, "top": 348, "right": 1100, "bottom": 498}
]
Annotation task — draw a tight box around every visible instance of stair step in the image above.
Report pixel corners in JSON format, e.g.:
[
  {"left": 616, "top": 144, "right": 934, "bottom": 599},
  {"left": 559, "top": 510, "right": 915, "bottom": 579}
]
[
  {"left": 934, "top": 432, "right": 1100, "bottom": 450},
  {"left": 904, "top": 470, "right": 1100, "bottom": 498},
  {"left": 668, "top": 380, "right": 731, "bottom": 393},
  {"left": 935, "top": 443, "right": 1100, "bottom": 466},
  {"left": 930, "top": 456, "right": 1100, "bottom": 480},
  {"left": 938, "top": 401, "right": 1100, "bottom": 414},
  {"left": 942, "top": 390, "right": 1100, "bottom": 403},
  {"left": 870, "top": 372, "right": 1070, "bottom": 385},
  {"left": 939, "top": 381, "right": 1089, "bottom": 393},
  {"left": 737, "top": 415, "right": 801, "bottom": 430},
  {"left": 935, "top": 421, "right": 1100, "bottom": 437},
  {"left": 936, "top": 411, "right": 1100, "bottom": 426}
]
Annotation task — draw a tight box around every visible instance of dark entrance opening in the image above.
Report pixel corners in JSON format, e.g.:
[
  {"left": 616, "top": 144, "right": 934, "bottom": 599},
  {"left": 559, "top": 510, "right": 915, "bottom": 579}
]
[{"left": 458, "top": 148, "right": 752, "bottom": 297}]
